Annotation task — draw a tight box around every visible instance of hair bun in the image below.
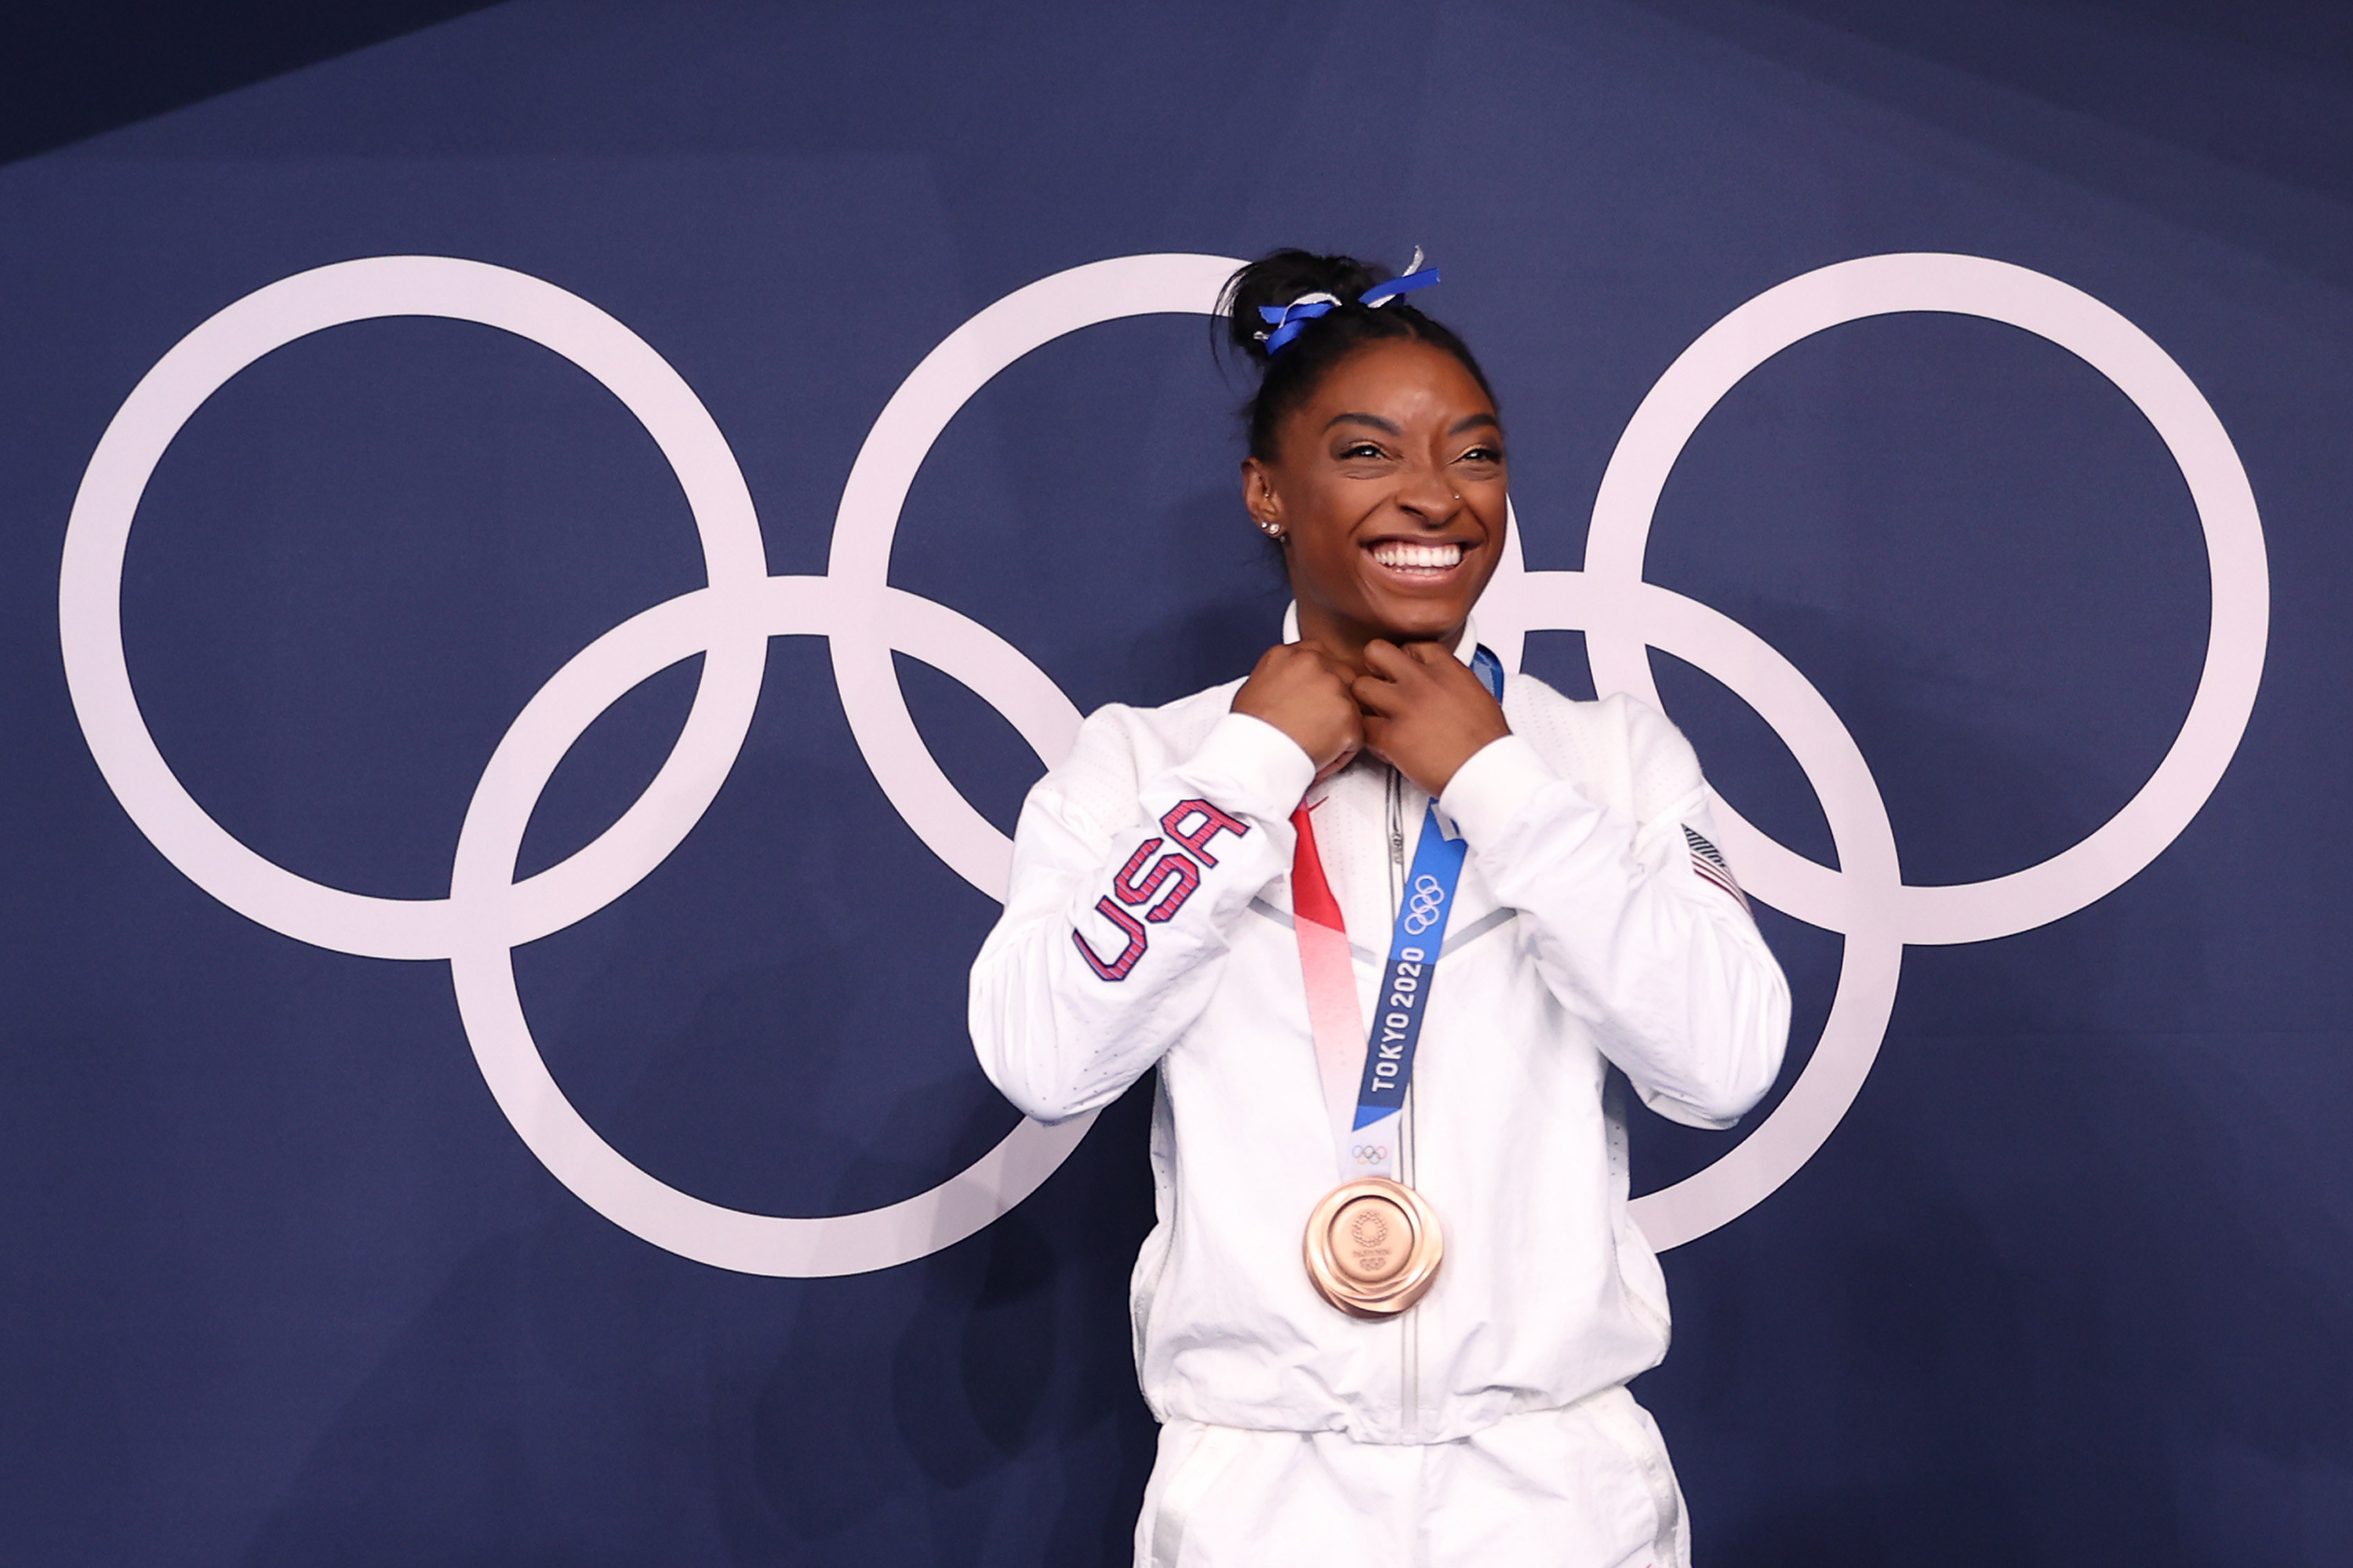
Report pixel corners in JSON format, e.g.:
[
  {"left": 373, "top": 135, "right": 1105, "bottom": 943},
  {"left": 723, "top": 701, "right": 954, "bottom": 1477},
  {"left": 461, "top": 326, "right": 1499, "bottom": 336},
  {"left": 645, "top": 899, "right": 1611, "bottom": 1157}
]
[
  {"left": 1214, "top": 245, "right": 1493, "bottom": 462},
  {"left": 1220, "top": 249, "right": 1387, "bottom": 365}
]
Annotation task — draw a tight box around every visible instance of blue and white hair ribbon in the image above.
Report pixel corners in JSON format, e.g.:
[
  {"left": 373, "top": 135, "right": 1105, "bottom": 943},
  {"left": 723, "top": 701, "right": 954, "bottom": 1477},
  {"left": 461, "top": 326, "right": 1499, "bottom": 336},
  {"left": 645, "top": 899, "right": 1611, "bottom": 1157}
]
[
  {"left": 1360, "top": 246, "right": 1440, "bottom": 310},
  {"left": 1254, "top": 249, "right": 1442, "bottom": 355},
  {"left": 1257, "top": 291, "right": 1340, "bottom": 355}
]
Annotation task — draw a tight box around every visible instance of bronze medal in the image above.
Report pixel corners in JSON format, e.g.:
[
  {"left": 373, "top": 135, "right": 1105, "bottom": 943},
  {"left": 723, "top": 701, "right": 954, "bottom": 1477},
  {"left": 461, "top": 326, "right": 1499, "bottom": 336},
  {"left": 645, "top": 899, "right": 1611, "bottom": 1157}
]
[{"left": 1302, "top": 1176, "right": 1443, "bottom": 1317}]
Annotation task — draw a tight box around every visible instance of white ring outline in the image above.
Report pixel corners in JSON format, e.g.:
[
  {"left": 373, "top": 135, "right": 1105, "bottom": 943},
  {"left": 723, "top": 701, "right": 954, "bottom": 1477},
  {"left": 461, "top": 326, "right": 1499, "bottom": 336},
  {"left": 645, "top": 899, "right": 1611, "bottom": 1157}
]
[
  {"left": 60, "top": 253, "right": 1234, "bottom": 1275},
  {"left": 58, "top": 256, "right": 773, "bottom": 962},
  {"left": 444, "top": 253, "right": 1241, "bottom": 1275},
  {"left": 824, "top": 255, "right": 1245, "bottom": 896},
  {"left": 1478, "top": 252, "right": 2268, "bottom": 1248},
  {"left": 60, "top": 251, "right": 2264, "bottom": 1269}
]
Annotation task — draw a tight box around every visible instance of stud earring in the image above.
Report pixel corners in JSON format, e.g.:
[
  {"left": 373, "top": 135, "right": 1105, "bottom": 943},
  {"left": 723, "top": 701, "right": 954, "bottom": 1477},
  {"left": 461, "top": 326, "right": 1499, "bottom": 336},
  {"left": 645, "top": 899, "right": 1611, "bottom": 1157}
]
[{"left": 1259, "top": 521, "right": 1283, "bottom": 538}]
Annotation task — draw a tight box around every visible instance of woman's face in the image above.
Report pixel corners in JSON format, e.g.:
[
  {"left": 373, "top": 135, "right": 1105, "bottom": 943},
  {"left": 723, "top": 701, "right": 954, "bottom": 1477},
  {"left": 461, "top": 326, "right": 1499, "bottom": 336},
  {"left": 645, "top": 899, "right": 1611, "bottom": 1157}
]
[{"left": 1242, "top": 337, "right": 1507, "bottom": 658}]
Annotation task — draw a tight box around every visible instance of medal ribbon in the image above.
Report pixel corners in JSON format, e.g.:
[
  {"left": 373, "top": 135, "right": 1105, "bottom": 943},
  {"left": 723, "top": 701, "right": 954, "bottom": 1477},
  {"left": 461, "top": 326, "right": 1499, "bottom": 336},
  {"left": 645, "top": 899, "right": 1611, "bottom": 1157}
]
[{"left": 1287, "top": 648, "right": 1502, "bottom": 1181}]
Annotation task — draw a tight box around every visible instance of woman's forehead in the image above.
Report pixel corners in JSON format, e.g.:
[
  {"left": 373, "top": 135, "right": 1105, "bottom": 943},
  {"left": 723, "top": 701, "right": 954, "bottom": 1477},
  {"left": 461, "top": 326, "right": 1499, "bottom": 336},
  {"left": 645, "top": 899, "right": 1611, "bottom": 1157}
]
[{"left": 1295, "top": 339, "right": 1496, "bottom": 425}]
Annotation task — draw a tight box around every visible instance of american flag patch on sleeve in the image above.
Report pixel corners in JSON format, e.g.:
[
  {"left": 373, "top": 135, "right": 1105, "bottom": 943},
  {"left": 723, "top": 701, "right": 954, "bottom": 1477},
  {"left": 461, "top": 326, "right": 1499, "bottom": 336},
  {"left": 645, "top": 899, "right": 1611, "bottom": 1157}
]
[{"left": 1683, "top": 825, "right": 1749, "bottom": 911}]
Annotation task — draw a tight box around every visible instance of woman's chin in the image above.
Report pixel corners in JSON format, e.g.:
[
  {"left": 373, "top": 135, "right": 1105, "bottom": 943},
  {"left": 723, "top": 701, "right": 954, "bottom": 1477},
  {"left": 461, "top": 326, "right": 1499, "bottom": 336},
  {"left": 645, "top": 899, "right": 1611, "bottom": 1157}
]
[{"left": 1364, "top": 600, "right": 1475, "bottom": 648}]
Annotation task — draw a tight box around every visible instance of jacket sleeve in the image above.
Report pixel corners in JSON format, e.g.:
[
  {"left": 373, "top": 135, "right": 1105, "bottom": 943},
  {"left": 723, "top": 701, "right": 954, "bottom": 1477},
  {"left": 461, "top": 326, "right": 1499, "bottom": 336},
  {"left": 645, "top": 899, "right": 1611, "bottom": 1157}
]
[
  {"left": 969, "top": 706, "right": 1314, "bottom": 1122},
  {"left": 1437, "top": 697, "right": 1791, "bottom": 1128}
]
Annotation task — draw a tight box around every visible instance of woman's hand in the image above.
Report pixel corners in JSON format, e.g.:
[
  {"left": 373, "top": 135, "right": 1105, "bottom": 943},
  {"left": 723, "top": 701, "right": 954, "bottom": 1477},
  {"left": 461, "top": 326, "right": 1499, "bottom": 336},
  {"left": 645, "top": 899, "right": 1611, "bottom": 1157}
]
[
  {"left": 1233, "top": 641, "right": 1366, "bottom": 781},
  {"left": 1354, "top": 640, "right": 1511, "bottom": 799}
]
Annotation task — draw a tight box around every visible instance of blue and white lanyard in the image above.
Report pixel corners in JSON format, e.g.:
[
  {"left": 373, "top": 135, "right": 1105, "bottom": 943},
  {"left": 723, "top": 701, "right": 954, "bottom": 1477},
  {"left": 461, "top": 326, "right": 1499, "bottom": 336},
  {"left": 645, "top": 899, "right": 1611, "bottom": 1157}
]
[{"left": 1344, "top": 646, "right": 1503, "bottom": 1179}]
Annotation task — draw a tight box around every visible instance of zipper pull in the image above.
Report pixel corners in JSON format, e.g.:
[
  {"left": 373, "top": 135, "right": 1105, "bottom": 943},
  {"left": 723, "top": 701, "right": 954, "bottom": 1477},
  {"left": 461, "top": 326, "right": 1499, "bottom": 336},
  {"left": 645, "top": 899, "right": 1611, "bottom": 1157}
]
[{"left": 1387, "top": 772, "right": 1406, "bottom": 867}]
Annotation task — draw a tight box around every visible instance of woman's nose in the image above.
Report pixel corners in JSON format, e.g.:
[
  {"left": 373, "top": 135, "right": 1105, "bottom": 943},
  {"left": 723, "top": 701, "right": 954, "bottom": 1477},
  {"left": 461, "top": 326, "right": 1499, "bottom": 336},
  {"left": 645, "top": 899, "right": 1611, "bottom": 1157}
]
[{"left": 1395, "top": 460, "right": 1457, "bottom": 522}]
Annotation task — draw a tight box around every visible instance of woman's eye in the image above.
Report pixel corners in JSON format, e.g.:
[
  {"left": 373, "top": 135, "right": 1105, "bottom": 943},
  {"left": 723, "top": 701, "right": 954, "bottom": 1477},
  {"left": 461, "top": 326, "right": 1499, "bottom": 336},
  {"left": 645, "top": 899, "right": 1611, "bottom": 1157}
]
[
  {"left": 1458, "top": 446, "right": 1504, "bottom": 465},
  {"left": 1339, "top": 442, "right": 1387, "bottom": 460}
]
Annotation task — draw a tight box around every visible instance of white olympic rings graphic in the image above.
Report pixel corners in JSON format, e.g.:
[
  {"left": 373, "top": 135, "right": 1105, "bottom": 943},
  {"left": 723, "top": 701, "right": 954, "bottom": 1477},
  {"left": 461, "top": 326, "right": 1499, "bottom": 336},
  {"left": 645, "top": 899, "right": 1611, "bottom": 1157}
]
[
  {"left": 1401, "top": 875, "right": 1449, "bottom": 937},
  {"left": 60, "top": 250, "right": 2265, "bottom": 1270}
]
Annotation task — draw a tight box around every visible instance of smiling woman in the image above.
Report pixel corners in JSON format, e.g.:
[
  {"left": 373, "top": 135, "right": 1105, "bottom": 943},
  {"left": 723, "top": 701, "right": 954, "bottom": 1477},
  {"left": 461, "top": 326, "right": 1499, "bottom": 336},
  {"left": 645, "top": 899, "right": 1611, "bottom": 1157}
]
[
  {"left": 1246, "top": 340, "right": 1505, "bottom": 651},
  {"left": 968, "top": 249, "right": 1792, "bottom": 1568}
]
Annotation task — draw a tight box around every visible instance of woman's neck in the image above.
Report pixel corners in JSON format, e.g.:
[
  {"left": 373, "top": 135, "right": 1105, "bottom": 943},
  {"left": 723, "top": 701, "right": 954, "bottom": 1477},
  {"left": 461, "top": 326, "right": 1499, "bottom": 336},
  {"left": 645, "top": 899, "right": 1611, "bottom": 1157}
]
[{"left": 1293, "top": 606, "right": 1466, "bottom": 677}]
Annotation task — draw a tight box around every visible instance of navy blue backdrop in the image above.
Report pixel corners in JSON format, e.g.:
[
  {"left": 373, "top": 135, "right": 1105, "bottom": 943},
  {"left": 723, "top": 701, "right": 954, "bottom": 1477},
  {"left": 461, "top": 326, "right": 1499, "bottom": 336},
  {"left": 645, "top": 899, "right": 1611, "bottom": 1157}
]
[{"left": 2, "top": 2, "right": 2348, "bottom": 1563}]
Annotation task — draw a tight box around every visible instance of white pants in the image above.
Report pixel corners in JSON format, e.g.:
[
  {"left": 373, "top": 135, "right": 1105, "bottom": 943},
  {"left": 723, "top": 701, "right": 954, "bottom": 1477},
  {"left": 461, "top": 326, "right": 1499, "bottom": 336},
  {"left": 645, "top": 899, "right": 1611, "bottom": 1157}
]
[{"left": 1134, "top": 1388, "right": 1689, "bottom": 1568}]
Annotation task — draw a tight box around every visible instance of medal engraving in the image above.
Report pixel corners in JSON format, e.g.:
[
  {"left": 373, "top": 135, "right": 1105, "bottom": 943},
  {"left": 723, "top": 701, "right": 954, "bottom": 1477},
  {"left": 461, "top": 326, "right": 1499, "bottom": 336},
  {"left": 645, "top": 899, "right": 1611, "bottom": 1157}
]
[{"left": 1304, "top": 1177, "right": 1442, "bottom": 1317}]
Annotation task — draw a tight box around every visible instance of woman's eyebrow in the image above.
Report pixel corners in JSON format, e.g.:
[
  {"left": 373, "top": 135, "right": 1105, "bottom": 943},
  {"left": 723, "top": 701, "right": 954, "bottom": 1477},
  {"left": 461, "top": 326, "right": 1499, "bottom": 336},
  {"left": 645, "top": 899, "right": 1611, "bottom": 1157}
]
[
  {"left": 1449, "top": 413, "right": 1500, "bottom": 435},
  {"left": 1323, "top": 412, "right": 1402, "bottom": 435}
]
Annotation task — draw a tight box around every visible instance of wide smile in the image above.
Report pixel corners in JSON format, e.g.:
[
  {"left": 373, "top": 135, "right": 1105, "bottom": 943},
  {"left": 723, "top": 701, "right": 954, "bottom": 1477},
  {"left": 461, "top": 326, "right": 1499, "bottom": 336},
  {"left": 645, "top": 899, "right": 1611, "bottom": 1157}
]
[{"left": 1366, "top": 538, "right": 1473, "bottom": 583}]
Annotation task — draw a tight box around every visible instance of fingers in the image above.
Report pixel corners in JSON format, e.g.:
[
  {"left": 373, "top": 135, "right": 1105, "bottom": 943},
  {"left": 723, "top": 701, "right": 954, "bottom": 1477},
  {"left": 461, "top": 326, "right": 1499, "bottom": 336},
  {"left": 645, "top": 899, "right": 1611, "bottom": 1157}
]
[
  {"left": 1351, "top": 669, "right": 1409, "bottom": 715},
  {"left": 1264, "top": 646, "right": 1355, "bottom": 697},
  {"left": 1235, "top": 644, "right": 1366, "bottom": 772},
  {"left": 1275, "top": 638, "right": 1485, "bottom": 735},
  {"left": 1355, "top": 639, "right": 1453, "bottom": 711},
  {"left": 1364, "top": 638, "right": 1464, "bottom": 680},
  {"left": 1276, "top": 640, "right": 1350, "bottom": 686},
  {"left": 1355, "top": 642, "right": 1413, "bottom": 711},
  {"left": 1314, "top": 733, "right": 1364, "bottom": 783},
  {"left": 1318, "top": 712, "right": 1367, "bottom": 780},
  {"left": 1308, "top": 652, "right": 1362, "bottom": 686}
]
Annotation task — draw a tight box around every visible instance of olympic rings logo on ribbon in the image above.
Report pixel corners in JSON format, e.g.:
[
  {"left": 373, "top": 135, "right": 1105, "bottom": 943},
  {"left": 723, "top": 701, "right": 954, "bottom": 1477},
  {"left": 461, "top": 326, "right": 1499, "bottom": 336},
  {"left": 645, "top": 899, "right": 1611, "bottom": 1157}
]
[
  {"left": 1400, "top": 874, "right": 1449, "bottom": 937},
  {"left": 1351, "top": 1144, "right": 1391, "bottom": 1166},
  {"left": 58, "top": 251, "right": 2266, "bottom": 1272}
]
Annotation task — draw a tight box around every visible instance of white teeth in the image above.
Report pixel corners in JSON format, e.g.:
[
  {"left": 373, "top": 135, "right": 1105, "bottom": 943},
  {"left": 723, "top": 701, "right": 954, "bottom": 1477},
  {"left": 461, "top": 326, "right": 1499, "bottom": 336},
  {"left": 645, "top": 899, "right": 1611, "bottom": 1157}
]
[{"left": 1370, "top": 540, "right": 1464, "bottom": 572}]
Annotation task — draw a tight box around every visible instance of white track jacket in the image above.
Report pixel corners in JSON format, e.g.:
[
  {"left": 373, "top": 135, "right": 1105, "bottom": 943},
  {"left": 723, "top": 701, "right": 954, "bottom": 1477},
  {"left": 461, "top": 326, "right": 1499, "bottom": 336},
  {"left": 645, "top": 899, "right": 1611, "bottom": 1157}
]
[{"left": 969, "top": 638, "right": 1789, "bottom": 1452}]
